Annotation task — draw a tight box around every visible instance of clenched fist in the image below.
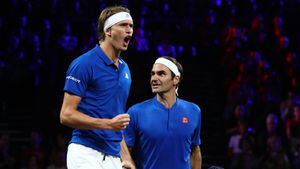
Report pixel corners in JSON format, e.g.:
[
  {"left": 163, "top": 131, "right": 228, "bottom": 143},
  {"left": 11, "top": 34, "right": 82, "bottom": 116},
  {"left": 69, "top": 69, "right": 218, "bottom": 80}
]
[{"left": 108, "top": 114, "right": 130, "bottom": 131}]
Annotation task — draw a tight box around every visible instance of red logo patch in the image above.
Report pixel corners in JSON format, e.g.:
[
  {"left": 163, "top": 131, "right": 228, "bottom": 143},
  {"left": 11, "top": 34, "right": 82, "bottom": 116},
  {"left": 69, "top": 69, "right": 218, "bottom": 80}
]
[{"left": 182, "top": 117, "right": 188, "bottom": 123}]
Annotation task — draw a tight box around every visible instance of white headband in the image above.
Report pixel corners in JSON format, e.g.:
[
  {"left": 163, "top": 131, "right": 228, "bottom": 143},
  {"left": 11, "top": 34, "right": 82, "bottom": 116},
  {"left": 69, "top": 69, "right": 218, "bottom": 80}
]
[
  {"left": 103, "top": 12, "right": 133, "bottom": 32},
  {"left": 154, "top": 58, "right": 180, "bottom": 77}
]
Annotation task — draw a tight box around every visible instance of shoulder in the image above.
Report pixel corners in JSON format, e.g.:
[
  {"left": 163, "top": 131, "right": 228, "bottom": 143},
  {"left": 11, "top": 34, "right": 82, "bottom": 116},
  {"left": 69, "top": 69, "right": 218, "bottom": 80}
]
[
  {"left": 82, "top": 49, "right": 98, "bottom": 60},
  {"left": 178, "top": 98, "right": 201, "bottom": 114},
  {"left": 69, "top": 49, "right": 100, "bottom": 69},
  {"left": 77, "top": 49, "right": 99, "bottom": 64},
  {"left": 127, "top": 99, "right": 153, "bottom": 114}
]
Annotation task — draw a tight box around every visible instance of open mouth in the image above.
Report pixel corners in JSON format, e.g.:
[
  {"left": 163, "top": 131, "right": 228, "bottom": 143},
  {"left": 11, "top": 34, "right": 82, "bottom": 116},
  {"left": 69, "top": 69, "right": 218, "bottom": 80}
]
[{"left": 124, "top": 36, "right": 131, "bottom": 43}]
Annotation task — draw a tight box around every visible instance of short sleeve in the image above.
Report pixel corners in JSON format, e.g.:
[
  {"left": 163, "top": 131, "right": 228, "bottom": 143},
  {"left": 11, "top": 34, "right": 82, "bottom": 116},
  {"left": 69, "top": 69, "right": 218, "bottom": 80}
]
[
  {"left": 124, "top": 107, "right": 138, "bottom": 147},
  {"left": 64, "top": 60, "right": 91, "bottom": 97},
  {"left": 191, "top": 106, "right": 201, "bottom": 147}
]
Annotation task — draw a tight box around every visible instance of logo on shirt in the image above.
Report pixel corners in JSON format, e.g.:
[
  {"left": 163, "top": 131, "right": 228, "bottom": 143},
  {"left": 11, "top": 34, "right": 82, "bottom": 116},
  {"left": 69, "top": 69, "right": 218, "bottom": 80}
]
[
  {"left": 125, "top": 73, "right": 129, "bottom": 79},
  {"left": 182, "top": 117, "right": 189, "bottom": 124},
  {"left": 66, "top": 75, "right": 81, "bottom": 83}
]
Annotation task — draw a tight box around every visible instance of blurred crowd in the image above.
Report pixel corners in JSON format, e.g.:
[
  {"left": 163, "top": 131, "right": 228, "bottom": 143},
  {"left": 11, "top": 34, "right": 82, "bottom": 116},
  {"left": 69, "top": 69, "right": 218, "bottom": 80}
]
[
  {"left": 219, "top": 0, "right": 300, "bottom": 168},
  {"left": 0, "top": 131, "right": 68, "bottom": 169},
  {"left": 0, "top": 0, "right": 300, "bottom": 168}
]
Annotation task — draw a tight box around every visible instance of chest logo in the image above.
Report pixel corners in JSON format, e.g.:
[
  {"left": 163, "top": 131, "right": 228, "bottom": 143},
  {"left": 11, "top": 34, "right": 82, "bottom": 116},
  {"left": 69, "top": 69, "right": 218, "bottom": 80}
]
[
  {"left": 125, "top": 73, "right": 129, "bottom": 79},
  {"left": 182, "top": 117, "right": 189, "bottom": 124}
]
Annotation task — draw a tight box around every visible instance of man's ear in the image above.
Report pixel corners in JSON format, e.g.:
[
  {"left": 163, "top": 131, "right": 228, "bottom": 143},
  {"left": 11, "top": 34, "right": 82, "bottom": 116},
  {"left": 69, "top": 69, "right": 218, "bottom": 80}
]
[
  {"left": 105, "top": 28, "right": 111, "bottom": 37},
  {"left": 173, "top": 76, "right": 180, "bottom": 86}
]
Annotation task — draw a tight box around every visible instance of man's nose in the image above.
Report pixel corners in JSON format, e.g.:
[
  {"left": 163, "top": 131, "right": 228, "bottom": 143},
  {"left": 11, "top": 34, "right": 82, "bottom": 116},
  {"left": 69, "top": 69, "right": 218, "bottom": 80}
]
[
  {"left": 126, "top": 26, "right": 133, "bottom": 35},
  {"left": 151, "top": 74, "right": 159, "bottom": 81}
]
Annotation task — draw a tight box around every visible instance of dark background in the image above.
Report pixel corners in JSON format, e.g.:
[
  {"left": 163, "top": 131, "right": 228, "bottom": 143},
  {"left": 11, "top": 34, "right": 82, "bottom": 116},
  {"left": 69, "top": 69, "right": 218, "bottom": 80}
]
[{"left": 0, "top": 0, "right": 300, "bottom": 169}]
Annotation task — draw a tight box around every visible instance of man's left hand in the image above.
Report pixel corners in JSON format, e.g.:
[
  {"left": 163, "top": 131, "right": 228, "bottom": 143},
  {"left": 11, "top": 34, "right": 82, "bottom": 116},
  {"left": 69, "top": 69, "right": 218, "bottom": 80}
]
[{"left": 122, "top": 160, "right": 136, "bottom": 169}]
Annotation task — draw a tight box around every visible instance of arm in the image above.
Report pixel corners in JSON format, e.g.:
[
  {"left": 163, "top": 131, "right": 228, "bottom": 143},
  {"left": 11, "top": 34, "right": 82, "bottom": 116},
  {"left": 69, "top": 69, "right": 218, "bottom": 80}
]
[
  {"left": 60, "top": 92, "right": 130, "bottom": 131},
  {"left": 190, "top": 146, "right": 202, "bottom": 169},
  {"left": 120, "top": 138, "right": 135, "bottom": 169}
]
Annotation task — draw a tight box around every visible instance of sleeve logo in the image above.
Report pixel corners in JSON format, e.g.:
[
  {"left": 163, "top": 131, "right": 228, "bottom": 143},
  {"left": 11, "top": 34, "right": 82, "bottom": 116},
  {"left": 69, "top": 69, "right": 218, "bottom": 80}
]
[{"left": 66, "top": 76, "right": 81, "bottom": 83}]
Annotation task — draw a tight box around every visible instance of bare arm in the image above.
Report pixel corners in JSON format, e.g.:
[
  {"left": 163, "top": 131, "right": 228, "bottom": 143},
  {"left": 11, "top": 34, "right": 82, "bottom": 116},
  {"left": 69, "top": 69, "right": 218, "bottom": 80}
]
[
  {"left": 60, "top": 92, "right": 130, "bottom": 131},
  {"left": 190, "top": 146, "right": 202, "bottom": 169},
  {"left": 120, "top": 138, "right": 135, "bottom": 169}
]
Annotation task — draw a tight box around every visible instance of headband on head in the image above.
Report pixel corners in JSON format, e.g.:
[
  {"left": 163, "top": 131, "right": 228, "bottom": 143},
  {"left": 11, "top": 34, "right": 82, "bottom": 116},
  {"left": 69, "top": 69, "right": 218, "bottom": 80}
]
[
  {"left": 154, "top": 57, "right": 181, "bottom": 77},
  {"left": 103, "top": 12, "right": 133, "bottom": 32},
  {"left": 154, "top": 57, "right": 181, "bottom": 96}
]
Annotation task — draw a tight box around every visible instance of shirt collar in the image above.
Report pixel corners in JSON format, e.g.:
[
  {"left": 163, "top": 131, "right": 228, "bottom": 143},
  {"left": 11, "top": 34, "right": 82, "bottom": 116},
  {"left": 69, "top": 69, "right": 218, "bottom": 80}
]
[
  {"left": 152, "top": 96, "right": 178, "bottom": 110},
  {"left": 94, "top": 44, "right": 124, "bottom": 66}
]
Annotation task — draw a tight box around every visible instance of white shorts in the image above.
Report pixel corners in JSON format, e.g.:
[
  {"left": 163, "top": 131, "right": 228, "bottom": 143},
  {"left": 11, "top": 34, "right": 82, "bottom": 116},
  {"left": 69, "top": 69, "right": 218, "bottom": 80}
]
[{"left": 67, "top": 143, "right": 122, "bottom": 169}]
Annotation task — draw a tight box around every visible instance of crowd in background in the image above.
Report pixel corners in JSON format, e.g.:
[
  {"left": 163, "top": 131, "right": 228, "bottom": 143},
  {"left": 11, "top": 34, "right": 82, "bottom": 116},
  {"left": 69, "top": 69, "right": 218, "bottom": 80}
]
[{"left": 0, "top": 0, "right": 300, "bottom": 168}]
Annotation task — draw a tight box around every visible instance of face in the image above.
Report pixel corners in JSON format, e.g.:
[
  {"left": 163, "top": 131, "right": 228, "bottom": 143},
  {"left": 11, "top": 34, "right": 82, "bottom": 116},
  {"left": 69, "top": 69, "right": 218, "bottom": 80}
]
[
  {"left": 150, "top": 63, "right": 178, "bottom": 94},
  {"left": 107, "top": 20, "right": 133, "bottom": 51}
]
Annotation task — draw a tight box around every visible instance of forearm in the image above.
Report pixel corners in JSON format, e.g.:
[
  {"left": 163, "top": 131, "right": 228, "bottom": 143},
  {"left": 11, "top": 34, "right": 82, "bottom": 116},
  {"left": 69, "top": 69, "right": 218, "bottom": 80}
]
[
  {"left": 190, "top": 146, "right": 202, "bottom": 169},
  {"left": 60, "top": 92, "right": 130, "bottom": 131},
  {"left": 120, "top": 138, "right": 136, "bottom": 169},
  {"left": 60, "top": 108, "right": 110, "bottom": 130},
  {"left": 60, "top": 92, "right": 111, "bottom": 130}
]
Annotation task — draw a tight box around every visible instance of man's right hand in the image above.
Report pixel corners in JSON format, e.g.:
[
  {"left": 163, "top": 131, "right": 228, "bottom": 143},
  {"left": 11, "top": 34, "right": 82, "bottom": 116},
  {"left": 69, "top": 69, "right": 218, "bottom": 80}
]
[{"left": 108, "top": 114, "right": 130, "bottom": 131}]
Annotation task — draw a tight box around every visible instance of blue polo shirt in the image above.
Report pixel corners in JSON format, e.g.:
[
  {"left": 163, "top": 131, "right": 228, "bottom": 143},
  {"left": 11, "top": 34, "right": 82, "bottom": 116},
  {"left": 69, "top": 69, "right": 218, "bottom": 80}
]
[
  {"left": 125, "top": 96, "right": 201, "bottom": 169},
  {"left": 64, "top": 44, "right": 131, "bottom": 156}
]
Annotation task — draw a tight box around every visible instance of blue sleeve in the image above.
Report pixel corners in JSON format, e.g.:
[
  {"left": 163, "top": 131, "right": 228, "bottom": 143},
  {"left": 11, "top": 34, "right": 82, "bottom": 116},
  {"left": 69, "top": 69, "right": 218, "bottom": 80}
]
[
  {"left": 63, "top": 60, "right": 91, "bottom": 97},
  {"left": 191, "top": 106, "right": 201, "bottom": 147},
  {"left": 124, "top": 107, "right": 138, "bottom": 147}
]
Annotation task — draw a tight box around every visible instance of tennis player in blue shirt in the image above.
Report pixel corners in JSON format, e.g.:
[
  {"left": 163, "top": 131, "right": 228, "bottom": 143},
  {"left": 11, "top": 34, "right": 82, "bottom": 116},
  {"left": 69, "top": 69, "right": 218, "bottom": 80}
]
[
  {"left": 60, "top": 6, "right": 135, "bottom": 169},
  {"left": 125, "top": 56, "right": 202, "bottom": 169}
]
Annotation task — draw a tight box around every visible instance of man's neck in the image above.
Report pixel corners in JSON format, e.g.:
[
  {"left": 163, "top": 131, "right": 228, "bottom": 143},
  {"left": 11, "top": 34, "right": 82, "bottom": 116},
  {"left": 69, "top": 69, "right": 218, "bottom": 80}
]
[
  {"left": 99, "top": 41, "right": 121, "bottom": 64},
  {"left": 157, "top": 91, "right": 177, "bottom": 108}
]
